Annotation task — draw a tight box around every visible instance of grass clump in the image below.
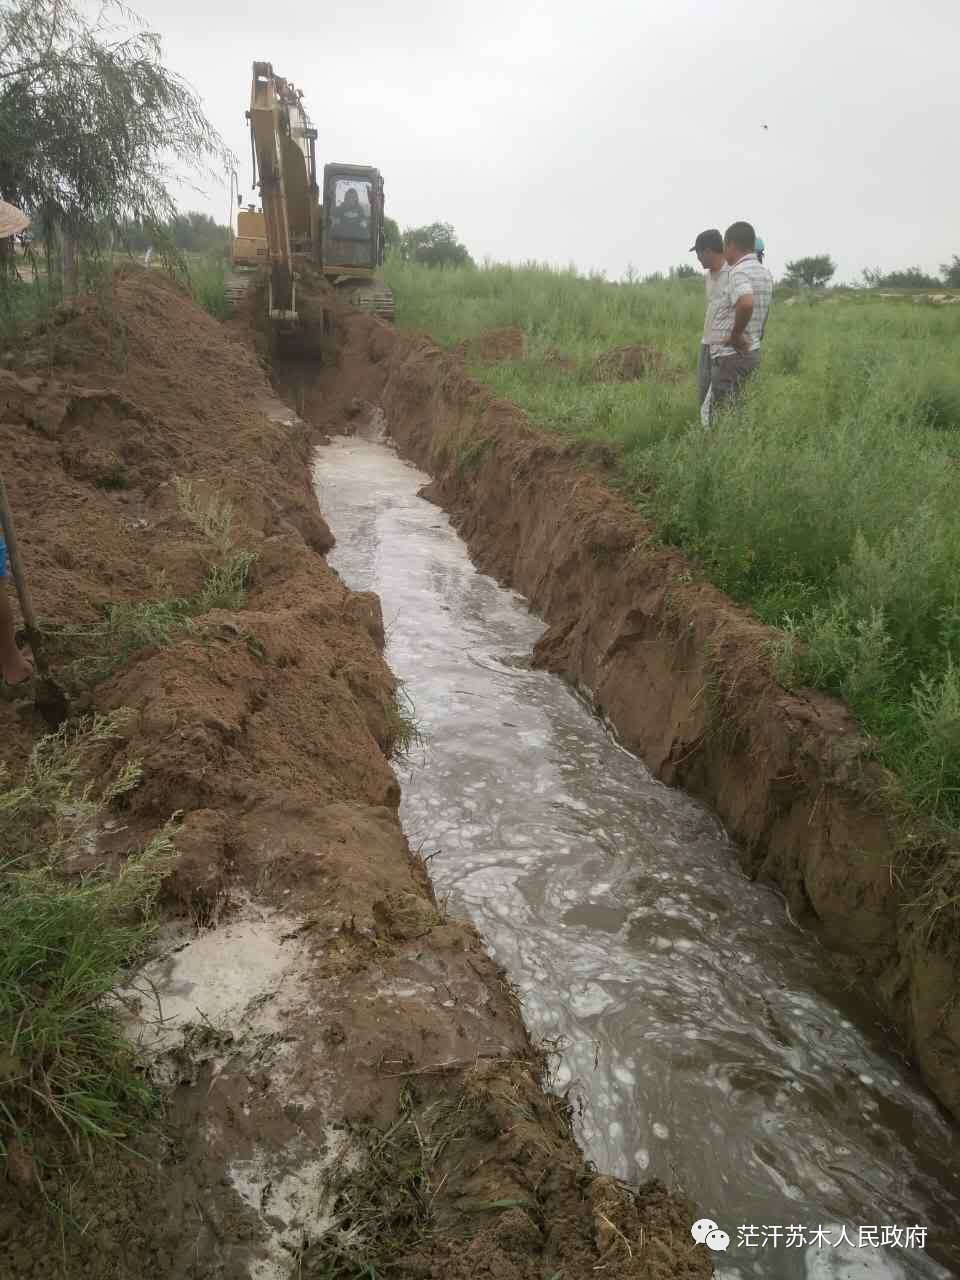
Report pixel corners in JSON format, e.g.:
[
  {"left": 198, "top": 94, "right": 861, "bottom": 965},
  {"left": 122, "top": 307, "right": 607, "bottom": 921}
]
[
  {"left": 453, "top": 433, "right": 492, "bottom": 479},
  {"left": 49, "top": 481, "right": 257, "bottom": 684},
  {"left": 94, "top": 597, "right": 195, "bottom": 669},
  {"left": 195, "top": 549, "right": 256, "bottom": 612},
  {"left": 175, "top": 477, "right": 256, "bottom": 608},
  {"left": 297, "top": 1087, "right": 466, "bottom": 1279},
  {"left": 51, "top": 553, "right": 255, "bottom": 684},
  {"left": 387, "top": 259, "right": 960, "bottom": 945},
  {"left": 386, "top": 684, "right": 424, "bottom": 762},
  {"left": 0, "top": 712, "right": 177, "bottom": 1154},
  {"left": 174, "top": 477, "right": 236, "bottom": 553}
]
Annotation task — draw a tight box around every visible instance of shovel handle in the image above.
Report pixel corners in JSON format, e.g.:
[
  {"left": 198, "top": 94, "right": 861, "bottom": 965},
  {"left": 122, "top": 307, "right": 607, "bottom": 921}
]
[{"left": 0, "top": 470, "right": 49, "bottom": 679}]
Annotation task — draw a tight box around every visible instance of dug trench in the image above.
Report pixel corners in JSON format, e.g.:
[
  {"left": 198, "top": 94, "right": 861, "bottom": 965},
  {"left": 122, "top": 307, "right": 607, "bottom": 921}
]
[
  {"left": 0, "top": 268, "right": 710, "bottom": 1280},
  {"left": 309, "top": 316, "right": 960, "bottom": 1126}
]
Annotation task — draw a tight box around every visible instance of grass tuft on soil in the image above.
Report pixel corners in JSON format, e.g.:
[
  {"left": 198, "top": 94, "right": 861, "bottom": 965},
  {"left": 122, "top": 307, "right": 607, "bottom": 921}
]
[
  {"left": 386, "top": 682, "right": 424, "bottom": 761},
  {"left": 45, "top": 475, "right": 257, "bottom": 686},
  {"left": 0, "top": 712, "right": 176, "bottom": 1158},
  {"left": 386, "top": 258, "right": 960, "bottom": 949},
  {"left": 47, "top": 549, "right": 255, "bottom": 684},
  {"left": 299, "top": 1086, "right": 447, "bottom": 1278}
]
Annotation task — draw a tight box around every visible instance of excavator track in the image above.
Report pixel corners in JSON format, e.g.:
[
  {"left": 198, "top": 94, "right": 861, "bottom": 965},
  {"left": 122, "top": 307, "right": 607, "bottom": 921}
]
[
  {"left": 224, "top": 268, "right": 257, "bottom": 314},
  {"left": 335, "top": 281, "right": 395, "bottom": 323}
]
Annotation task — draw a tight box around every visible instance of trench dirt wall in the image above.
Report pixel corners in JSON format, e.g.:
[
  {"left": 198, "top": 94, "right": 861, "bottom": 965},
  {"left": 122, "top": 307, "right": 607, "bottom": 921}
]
[{"left": 357, "top": 322, "right": 960, "bottom": 1123}]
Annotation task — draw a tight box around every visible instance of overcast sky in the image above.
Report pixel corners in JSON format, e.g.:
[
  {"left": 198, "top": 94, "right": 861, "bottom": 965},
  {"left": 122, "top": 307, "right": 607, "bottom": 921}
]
[{"left": 133, "top": 0, "right": 958, "bottom": 283}]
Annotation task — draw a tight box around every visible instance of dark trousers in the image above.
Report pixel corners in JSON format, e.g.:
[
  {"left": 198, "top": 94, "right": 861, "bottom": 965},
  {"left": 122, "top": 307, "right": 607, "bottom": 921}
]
[
  {"left": 710, "top": 350, "right": 761, "bottom": 420},
  {"left": 697, "top": 343, "right": 712, "bottom": 406}
]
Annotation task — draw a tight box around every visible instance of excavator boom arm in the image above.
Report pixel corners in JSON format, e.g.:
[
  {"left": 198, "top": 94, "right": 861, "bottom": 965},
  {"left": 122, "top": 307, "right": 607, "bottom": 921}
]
[{"left": 248, "top": 61, "right": 309, "bottom": 316}]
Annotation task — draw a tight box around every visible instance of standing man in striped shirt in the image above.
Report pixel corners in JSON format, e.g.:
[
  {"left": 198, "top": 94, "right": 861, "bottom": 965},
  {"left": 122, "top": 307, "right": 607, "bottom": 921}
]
[
  {"left": 708, "top": 221, "right": 774, "bottom": 422},
  {"left": 691, "top": 228, "right": 729, "bottom": 421}
]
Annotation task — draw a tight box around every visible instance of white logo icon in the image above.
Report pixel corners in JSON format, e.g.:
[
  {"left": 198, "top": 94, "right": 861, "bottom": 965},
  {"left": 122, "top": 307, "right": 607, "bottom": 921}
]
[
  {"left": 691, "top": 1219, "right": 719, "bottom": 1245},
  {"left": 691, "top": 1219, "right": 730, "bottom": 1251}
]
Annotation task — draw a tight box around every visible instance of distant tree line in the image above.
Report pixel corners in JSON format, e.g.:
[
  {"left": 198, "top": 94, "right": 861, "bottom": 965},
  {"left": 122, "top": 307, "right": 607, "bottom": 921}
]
[
  {"left": 118, "top": 212, "right": 230, "bottom": 256},
  {"left": 862, "top": 258, "right": 960, "bottom": 289},
  {"left": 622, "top": 263, "right": 699, "bottom": 284},
  {"left": 384, "top": 219, "right": 474, "bottom": 268},
  {"left": 783, "top": 254, "right": 960, "bottom": 290},
  {"left": 626, "top": 254, "right": 960, "bottom": 291}
]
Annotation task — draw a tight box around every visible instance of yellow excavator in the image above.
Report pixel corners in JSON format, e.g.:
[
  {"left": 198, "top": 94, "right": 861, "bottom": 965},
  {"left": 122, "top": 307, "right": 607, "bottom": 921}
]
[{"left": 228, "top": 60, "right": 394, "bottom": 333}]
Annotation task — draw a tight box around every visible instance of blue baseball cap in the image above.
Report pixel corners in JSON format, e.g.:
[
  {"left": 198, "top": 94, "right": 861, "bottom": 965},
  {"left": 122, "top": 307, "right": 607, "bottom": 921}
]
[{"left": 756, "top": 236, "right": 766, "bottom": 256}]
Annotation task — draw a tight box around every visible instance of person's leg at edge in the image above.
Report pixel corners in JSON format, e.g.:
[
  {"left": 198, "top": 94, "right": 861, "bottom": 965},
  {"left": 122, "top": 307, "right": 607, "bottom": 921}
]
[{"left": 0, "top": 538, "right": 33, "bottom": 685}]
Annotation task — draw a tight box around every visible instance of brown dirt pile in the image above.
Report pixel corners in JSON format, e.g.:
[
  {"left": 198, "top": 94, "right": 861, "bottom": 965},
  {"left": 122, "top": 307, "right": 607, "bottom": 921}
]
[
  {"left": 591, "top": 343, "right": 666, "bottom": 381},
  {"left": 455, "top": 326, "right": 525, "bottom": 363},
  {"left": 0, "top": 272, "right": 711, "bottom": 1280},
  {"left": 326, "top": 319, "right": 960, "bottom": 1123}
]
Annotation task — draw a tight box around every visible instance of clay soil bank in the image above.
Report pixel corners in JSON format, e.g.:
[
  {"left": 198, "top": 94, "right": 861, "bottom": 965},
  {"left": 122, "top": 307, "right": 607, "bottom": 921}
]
[
  {"left": 310, "top": 315, "right": 960, "bottom": 1126},
  {"left": 0, "top": 270, "right": 710, "bottom": 1280}
]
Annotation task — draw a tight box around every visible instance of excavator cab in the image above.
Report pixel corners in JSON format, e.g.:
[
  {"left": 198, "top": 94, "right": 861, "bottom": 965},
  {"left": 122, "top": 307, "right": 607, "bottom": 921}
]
[{"left": 321, "top": 165, "right": 394, "bottom": 319}]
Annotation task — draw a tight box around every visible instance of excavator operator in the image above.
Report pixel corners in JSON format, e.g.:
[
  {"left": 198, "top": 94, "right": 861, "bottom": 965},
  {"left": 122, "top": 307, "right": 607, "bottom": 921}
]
[{"left": 333, "top": 187, "right": 369, "bottom": 240}]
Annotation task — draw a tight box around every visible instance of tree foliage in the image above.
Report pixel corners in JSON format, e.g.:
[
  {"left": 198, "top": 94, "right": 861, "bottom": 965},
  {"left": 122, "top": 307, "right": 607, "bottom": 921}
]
[
  {"left": 641, "top": 264, "right": 699, "bottom": 284},
  {"left": 783, "top": 255, "right": 836, "bottom": 288},
  {"left": 862, "top": 265, "right": 942, "bottom": 289},
  {"left": 939, "top": 255, "right": 960, "bottom": 288},
  {"left": 398, "top": 222, "right": 473, "bottom": 269},
  {"left": 0, "top": 0, "right": 230, "bottom": 260},
  {"left": 382, "top": 216, "right": 400, "bottom": 252},
  {"left": 119, "top": 211, "right": 229, "bottom": 255}
]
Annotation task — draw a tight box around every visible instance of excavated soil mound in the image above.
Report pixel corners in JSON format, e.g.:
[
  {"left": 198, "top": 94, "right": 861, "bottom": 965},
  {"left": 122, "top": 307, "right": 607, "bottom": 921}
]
[
  {"left": 455, "top": 325, "right": 525, "bottom": 363},
  {"left": 543, "top": 346, "right": 576, "bottom": 370},
  {"left": 591, "top": 343, "right": 666, "bottom": 381},
  {"left": 0, "top": 272, "right": 711, "bottom": 1280}
]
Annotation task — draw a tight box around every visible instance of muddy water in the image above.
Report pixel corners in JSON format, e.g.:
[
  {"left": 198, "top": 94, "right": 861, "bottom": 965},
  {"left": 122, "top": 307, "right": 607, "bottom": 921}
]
[{"left": 314, "top": 425, "right": 960, "bottom": 1280}]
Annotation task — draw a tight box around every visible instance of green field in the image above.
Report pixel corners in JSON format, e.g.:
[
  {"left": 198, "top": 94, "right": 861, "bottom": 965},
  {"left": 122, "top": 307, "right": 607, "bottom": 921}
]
[{"left": 385, "top": 259, "right": 960, "bottom": 908}]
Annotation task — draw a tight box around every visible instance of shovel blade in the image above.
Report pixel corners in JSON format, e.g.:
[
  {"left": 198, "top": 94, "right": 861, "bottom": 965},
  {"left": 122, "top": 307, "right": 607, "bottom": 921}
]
[{"left": 35, "top": 677, "right": 70, "bottom": 730}]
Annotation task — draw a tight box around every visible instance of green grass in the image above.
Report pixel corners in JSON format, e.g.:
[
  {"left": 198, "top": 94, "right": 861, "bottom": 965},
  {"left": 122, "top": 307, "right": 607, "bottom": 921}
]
[
  {"left": 174, "top": 477, "right": 236, "bottom": 551},
  {"left": 0, "top": 712, "right": 177, "bottom": 1156},
  {"left": 0, "top": 275, "right": 57, "bottom": 346},
  {"left": 186, "top": 253, "right": 227, "bottom": 319},
  {"left": 386, "top": 260, "right": 960, "bottom": 943},
  {"left": 386, "top": 683, "right": 424, "bottom": 762}
]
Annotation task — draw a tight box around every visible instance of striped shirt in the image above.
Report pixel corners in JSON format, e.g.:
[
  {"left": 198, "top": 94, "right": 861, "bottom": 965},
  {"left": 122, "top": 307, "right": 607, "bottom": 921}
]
[
  {"left": 702, "top": 264, "right": 729, "bottom": 342},
  {"left": 709, "top": 253, "right": 774, "bottom": 357}
]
